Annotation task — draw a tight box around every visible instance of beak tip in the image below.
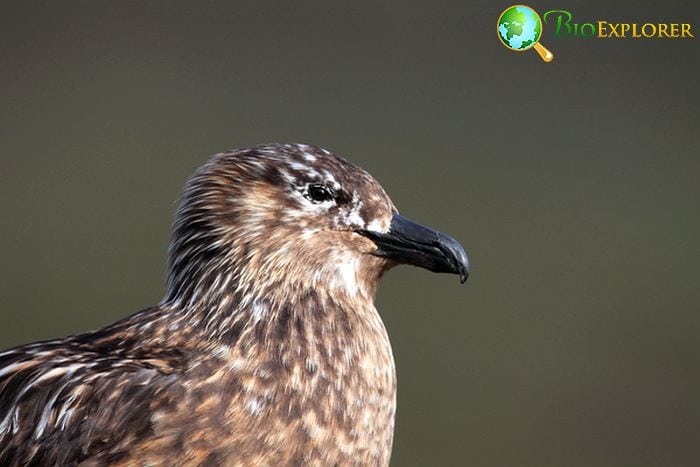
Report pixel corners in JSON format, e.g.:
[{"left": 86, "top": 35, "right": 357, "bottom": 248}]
[
  {"left": 450, "top": 242, "right": 469, "bottom": 285},
  {"left": 458, "top": 260, "right": 469, "bottom": 284}
]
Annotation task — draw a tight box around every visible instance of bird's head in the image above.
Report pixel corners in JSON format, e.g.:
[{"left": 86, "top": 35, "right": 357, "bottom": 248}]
[{"left": 164, "top": 144, "right": 468, "bottom": 308}]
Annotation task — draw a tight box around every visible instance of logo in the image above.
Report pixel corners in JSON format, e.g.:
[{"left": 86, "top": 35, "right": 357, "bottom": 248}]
[
  {"left": 497, "top": 5, "right": 554, "bottom": 62},
  {"left": 543, "top": 10, "right": 694, "bottom": 39},
  {"left": 498, "top": 5, "right": 694, "bottom": 62}
]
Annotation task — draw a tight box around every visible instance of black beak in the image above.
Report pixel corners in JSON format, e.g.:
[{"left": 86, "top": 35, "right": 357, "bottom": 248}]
[{"left": 357, "top": 214, "right": 469, "bottom": 283}]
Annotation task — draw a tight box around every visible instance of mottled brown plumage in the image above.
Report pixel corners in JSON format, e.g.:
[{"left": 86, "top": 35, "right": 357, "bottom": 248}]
[{"left": 0, "top": 143, "right": 468, "bottom": 466}]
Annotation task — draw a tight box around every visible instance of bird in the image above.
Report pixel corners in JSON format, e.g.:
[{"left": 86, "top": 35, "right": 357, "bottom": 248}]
[{"left": 0, "top": 143, "right": 469, "bottom": 466}]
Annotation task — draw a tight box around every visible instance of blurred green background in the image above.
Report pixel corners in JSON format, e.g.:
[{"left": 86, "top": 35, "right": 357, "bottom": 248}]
[{"left": 1, "top": 1, "right": 699, "bottom": 466}]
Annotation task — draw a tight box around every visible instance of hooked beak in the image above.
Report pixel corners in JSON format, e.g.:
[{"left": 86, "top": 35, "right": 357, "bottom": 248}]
[{"left": 357, "top": 214, "right": 469, "bottom": 283}]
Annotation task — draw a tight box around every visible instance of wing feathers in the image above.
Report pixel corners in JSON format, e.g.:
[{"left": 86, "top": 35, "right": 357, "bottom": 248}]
[{"left": 0, "top": 336, "right": 185, "bottom": 466}]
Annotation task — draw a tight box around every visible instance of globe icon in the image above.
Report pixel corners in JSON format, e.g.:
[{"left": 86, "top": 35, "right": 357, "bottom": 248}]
[{"left": 497, "top": 5, "right": 553, "bottom": 62}]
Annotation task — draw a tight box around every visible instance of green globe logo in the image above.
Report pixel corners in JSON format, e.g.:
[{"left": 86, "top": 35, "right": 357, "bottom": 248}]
[{"left": 497, "top": 5, "right": 554, "bottom": 62}]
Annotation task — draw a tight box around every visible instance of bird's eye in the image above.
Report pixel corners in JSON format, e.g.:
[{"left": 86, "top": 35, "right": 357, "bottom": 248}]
[{"left": 306, "top": 184, "right": 335, "bottom": 203}]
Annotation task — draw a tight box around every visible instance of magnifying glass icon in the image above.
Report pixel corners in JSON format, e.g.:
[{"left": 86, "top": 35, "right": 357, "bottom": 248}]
[{"left": 497, "top": 5, "right": 554, "bottom": 62}]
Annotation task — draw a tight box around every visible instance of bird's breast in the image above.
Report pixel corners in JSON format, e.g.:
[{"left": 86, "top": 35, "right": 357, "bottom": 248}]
[{"left": 150, "top": 302, "right": 397, "bottom": 466}]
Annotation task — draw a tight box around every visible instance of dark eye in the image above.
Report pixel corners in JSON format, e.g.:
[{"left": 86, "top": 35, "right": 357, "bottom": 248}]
[{"left": 306, "top": 184, "right": 335, "bottom": 203}]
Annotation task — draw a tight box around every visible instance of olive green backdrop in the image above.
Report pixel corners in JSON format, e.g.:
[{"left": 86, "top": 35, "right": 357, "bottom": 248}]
[{"left": 1, "top": 1, "right": 698, "bottom": 466}]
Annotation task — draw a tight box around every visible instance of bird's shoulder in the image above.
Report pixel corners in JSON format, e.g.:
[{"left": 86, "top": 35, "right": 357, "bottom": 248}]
[{"left": 0, "top": 315, "right": 190, "bottom": 465}]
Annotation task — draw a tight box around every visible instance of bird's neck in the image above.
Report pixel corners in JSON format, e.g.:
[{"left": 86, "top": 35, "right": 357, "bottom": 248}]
[
  {"left": 161, "top": 247, "right": 387, "bottom": 343},
  {"left": 160, "top": 277, "right": 378, "bottom": 345}
]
